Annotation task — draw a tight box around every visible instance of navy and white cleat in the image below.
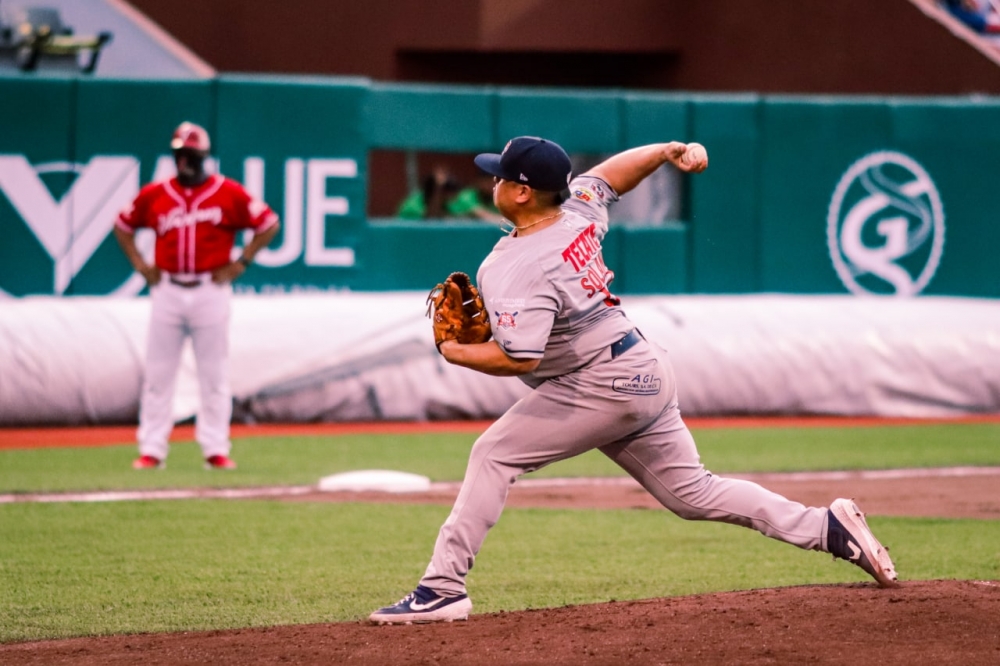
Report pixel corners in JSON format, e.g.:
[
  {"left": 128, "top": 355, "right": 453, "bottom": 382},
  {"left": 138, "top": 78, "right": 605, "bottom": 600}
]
[
  {"left": 369, "top": 585, "right": 472, "bottom": 625},
  {"left": 827, "top": 497, "right": 899, "bottom": 588}
]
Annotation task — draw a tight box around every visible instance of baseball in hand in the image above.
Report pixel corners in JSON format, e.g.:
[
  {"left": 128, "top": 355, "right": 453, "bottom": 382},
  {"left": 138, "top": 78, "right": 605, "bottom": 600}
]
[{"left": 681, "top": 143, "right": 708, "bottom": 171}]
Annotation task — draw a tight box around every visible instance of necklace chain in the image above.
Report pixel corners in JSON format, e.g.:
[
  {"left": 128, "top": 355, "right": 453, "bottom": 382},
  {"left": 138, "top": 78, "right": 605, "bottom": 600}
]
[{"left": 504, "top": 210, "right": 563, "bottom": 235}]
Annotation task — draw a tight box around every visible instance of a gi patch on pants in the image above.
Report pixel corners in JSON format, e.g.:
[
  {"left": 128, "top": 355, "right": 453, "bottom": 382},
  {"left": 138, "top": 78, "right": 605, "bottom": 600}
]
[{"left": 612, "top": 374, "right": 661, "bottom": 395}]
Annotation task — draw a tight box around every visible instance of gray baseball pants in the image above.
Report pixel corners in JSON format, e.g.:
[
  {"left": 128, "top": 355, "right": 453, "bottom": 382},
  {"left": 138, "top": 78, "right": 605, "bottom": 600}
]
[{"left": 420, "top": 339, "right": 830, "bottom": 596}]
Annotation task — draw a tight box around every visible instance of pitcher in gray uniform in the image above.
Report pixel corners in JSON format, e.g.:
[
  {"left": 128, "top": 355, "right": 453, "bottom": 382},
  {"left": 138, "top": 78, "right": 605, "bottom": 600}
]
[{"left": 369, "top": 136, "right": 898, "bottom": 625}]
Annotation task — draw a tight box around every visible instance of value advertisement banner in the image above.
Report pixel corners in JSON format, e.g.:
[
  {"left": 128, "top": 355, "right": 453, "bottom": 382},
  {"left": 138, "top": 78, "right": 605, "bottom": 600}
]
[
  {"left": 0, "top": 76, "right": 368, "bottom": 297},
  {"left": 1, "top": 78, "right": 996, "bottom": 298}
]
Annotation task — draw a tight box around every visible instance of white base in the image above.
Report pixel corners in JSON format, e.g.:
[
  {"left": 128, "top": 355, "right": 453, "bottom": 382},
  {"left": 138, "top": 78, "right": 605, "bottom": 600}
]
[{"left": 318, "top": 469, "right": 432, "bottom": 493}]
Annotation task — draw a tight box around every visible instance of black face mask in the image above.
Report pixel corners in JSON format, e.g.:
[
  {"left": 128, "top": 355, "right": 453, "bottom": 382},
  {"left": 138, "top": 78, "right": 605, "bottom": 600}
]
[{"left": 173, "top": 149, "right": 208, "bottom": 187}]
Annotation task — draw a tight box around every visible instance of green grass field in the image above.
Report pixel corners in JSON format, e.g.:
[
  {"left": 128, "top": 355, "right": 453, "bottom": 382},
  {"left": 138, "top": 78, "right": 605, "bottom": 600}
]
[{"left": 1, "top": 422, "right": 998, "bottom": 643}]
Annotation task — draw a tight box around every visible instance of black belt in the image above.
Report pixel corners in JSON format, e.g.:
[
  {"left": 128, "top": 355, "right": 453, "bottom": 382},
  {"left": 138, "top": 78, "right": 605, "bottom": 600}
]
[
  {"left": 611, "top": 329, "right": 643, "bottom": 359},
  {"left": 169, "top": 277, "right": 204, "bottom": 288}
]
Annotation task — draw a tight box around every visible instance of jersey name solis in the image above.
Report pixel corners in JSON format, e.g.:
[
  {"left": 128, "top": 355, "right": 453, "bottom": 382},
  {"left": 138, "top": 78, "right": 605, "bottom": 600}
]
[
  {"left": 612, "top": 374, "right": 661, "bottom": 396},
  {"left": 581, "top": 254, "right": 616, "bottom": 301},
  {"left": 157, "top": 206, "right": 224, "bottom": 234}
]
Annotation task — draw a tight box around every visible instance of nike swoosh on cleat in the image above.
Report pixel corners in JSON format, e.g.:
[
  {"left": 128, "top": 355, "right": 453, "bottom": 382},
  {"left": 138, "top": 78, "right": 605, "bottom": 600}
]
[
  {"left": 847, "top": 542, "right": 862, "bottom": 561},
  {"left": 409, "top": 597, "right": 447, "bottom": 611}
]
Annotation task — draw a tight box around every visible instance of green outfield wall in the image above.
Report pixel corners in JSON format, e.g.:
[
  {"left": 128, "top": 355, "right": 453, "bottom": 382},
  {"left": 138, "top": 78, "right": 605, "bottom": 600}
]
[{"left": 0, "top": 76, "right": 995, "bottom": 298}]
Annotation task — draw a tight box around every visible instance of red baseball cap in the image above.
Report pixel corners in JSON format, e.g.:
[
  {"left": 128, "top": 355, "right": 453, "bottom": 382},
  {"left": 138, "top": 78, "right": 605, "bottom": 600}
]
[{"left": 170, "top": 121, "right": 211, "bottom": 153}]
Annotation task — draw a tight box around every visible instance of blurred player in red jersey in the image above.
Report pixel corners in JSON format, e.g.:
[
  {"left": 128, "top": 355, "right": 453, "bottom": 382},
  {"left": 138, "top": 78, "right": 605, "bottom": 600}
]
[{"left": 113, "top": 121, "right": 280, "bottom": 470}]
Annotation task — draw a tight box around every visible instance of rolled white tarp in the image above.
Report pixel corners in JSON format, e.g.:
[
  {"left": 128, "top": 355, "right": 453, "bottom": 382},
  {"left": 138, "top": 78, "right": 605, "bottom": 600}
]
[{"left": 0, "top": 292, "right": 997, "bottom": 425}]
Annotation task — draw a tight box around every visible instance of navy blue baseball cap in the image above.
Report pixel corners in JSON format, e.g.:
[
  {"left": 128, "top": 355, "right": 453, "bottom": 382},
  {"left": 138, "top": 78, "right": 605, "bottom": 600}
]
[{"left": 474, "top": 136, "right": 572, "bottom": 192}]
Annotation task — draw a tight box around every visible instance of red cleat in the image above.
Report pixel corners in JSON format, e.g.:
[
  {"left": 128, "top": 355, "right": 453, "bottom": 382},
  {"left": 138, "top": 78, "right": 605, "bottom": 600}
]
[
  {"left": 132, "top": 455, "right": 164, "bottom": 470},
  {"left": 204, "top": 454, "right": 237, "bottom": 470}
]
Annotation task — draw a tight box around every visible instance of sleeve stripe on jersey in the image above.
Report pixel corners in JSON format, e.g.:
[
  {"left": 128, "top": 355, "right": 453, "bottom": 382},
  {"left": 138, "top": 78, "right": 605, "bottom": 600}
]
[
  {"left": 255, "top": 213, "right": 280, "bottom": 232},
  {"left": 501, "top": 348, "right": 546, "bottom": 359}
]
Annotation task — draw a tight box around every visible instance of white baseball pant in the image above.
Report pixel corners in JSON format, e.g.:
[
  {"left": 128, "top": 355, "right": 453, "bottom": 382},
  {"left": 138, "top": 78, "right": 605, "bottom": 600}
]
[{"left": 137, "top": 276, "right": 233, "bottom": 461}]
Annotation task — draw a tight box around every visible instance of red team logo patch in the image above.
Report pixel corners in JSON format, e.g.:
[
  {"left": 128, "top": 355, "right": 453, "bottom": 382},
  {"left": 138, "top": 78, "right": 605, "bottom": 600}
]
[
  {"left": 495, "top": 311, "right": 518, "bottom": 329},
  {"left": 573, "top": 188, "right": 594, "bottom": 202}
]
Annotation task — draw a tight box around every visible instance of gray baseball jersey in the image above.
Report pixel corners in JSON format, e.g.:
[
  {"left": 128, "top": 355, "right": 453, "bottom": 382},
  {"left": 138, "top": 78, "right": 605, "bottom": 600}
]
[
  {"left": 477, "top": 175, "right": 633, "bottom": 387},
  {"left": 420, "top": 174, "right": 830, "bottom": 597}
]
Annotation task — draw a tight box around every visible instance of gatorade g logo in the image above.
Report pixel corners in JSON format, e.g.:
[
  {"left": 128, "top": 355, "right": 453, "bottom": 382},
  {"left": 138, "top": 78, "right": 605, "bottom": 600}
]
[
  {"left": 827, "top": 151, "right": 945, "bottom": 296},
  {"left": 0, "top": 155, "right": 148, "bottom": 296}
]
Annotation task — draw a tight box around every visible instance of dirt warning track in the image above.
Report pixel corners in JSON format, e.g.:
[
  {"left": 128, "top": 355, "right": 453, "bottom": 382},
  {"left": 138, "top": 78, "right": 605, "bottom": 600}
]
[{"left": 3, "top": 414, "right": 999, "bottom": 449}]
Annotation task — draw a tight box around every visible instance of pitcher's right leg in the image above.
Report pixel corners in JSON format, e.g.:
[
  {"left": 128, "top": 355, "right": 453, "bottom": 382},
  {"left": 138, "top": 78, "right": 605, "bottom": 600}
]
[{"left": 417, "top": 382, "right": 641, "bottom": 597}]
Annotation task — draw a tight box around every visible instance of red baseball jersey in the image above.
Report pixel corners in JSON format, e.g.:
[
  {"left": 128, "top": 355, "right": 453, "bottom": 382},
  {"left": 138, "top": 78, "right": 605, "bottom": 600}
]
[{"left": 115, "top": 175, "right": 278, "bottom": 274}]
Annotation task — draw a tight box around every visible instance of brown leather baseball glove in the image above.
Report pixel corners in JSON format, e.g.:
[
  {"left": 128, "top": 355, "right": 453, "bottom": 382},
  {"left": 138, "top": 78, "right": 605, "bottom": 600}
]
[{"left": 426, "top": 272, "right": 492, "bottom": 351}]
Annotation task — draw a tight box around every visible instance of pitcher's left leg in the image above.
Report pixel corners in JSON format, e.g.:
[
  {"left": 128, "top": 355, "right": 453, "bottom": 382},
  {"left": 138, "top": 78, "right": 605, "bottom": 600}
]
[{"left": 602, "top": 419, "right": 827, "bottom": 551}]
